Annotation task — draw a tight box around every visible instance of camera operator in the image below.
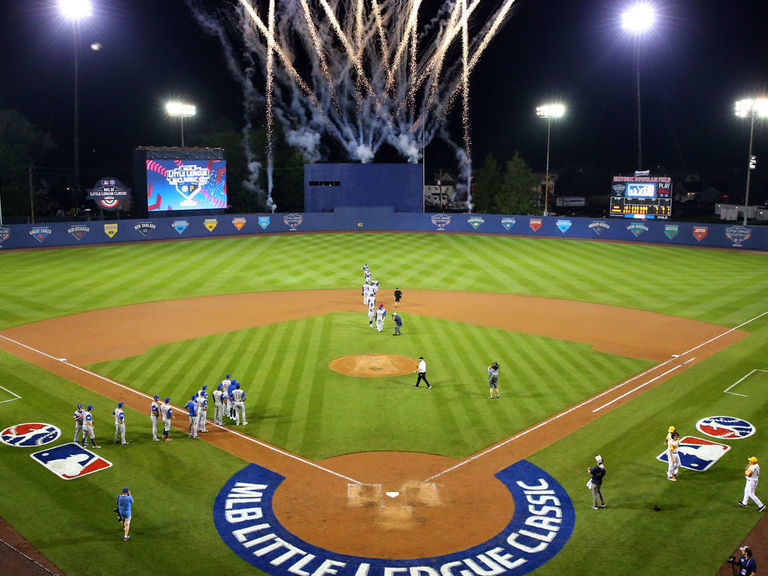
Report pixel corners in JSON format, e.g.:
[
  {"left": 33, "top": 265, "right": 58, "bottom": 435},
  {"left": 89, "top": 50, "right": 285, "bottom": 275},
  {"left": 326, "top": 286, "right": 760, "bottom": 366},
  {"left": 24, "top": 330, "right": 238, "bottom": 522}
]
[{"left": 735, "top": 546, "right": 757, "bottom": 576}]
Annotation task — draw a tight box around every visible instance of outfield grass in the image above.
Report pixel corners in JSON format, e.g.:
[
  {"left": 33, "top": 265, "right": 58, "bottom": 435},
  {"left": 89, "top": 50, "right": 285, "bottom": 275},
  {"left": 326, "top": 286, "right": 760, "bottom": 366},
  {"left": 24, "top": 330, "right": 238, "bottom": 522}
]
[{"left": 1, "top": 233, "right": 767, "bottom": 576}]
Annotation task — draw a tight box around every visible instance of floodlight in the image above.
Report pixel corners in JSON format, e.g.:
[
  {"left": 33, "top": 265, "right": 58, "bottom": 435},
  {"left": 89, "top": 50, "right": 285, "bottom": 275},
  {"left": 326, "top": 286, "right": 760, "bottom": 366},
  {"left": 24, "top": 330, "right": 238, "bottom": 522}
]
[
  {"left": 622, "top": 3, "right": 655, "bottom": 33},
  {"left": 59, "top": 0, "right": 92, "bottom": 21},
  {"left": 165, "top": 101, "right": 197, "bottom": 118},
  {"left": 536, "top": 104, "right": 566, "bottom": 119}
]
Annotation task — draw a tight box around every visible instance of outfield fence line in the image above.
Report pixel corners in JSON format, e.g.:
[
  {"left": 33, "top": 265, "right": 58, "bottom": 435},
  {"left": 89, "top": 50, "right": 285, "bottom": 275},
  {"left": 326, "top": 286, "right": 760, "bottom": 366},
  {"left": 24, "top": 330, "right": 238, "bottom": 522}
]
[
  {"left": 424, "top": 309, "right": 768, "bottom": 483},
  {"left": 0, "top": 334, "right": 365, "bottom": 486}
]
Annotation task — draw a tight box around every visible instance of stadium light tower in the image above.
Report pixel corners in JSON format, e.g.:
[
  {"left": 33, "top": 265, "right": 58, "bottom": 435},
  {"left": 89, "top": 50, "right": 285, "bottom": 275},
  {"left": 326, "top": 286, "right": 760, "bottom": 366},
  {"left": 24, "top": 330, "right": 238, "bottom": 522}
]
[
  {"left": 735, "top": 98, "right": 768, "bottom": 225},
  {"left": 59, "top": 0, "right": 92, "bottom": 209},
  {"left": 165, "top": 101, "right": 197, "bottom": 147},
  {"left": 622, "top": 3, "right": 655, "bottom": 171},
  {"left": 536, "top": 103, "right": 565, "bottom": 217}
]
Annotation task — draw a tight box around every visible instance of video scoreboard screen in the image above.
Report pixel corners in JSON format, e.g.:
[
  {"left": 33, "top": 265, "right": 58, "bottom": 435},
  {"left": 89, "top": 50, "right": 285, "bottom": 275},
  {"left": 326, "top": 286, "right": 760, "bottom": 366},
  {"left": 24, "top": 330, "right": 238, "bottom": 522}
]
[
  {"left": 610, "top": 175, "right": 672, "bottom": 220},
  {"left": 145, "top": 159, "right": 227, "bottom": 212}
]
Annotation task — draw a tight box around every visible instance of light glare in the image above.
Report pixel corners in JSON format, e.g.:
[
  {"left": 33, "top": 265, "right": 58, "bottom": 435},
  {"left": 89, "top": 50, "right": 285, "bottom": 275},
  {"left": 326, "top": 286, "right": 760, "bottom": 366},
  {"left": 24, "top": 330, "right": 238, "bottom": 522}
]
[
  {"left": 536, "top": 103, "right": 565, "bottom": 119},
  {"left": 622, "top": 3, "right": 655, "bottom": 33},
  {"left": 59, "top": 0, "right": 92, "bottom": 21},
  {"left": 165, "top": 101, "right": 197, "bottom": 118},
  {"left": 735, "top": 98, "right": 768, "bottom": 118}
]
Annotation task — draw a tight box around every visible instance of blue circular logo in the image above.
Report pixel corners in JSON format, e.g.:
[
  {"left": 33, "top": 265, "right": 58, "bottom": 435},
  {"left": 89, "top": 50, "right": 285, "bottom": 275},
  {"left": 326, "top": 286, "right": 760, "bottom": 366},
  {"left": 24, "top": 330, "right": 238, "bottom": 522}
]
[
  {"left": 1, "top": 423, "right": 61, "bottom": 448},
  {"left": 696, "top": 416, "right": 755, "bottom": 440}
]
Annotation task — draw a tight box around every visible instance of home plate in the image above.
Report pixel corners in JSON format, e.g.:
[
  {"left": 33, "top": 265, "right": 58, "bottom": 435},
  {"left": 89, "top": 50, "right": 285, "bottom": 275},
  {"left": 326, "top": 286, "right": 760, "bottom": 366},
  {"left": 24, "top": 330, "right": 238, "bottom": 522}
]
[{"left": 386, "top": 491, "right": 400, "bottom": 498}]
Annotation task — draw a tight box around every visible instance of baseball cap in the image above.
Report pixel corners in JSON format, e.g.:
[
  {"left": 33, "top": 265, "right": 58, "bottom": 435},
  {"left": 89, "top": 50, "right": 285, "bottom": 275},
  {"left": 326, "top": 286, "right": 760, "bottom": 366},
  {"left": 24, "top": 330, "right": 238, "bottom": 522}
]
[
  {"left": 202, "top": 385, "right": 207, "bottom": 390},
  {"left": 668, "top": 426, "right": 675, "bottom": 433},
  {"left": 77, "top": 403, "right": 82, "bottom": 409},
  {"left": 748, "top": 456, "right": 758, "bottom": 463},
  {"left": 153, "top": 395, "right": 159, "bottom": 400},
  {"left": 122, "top": 487, "right": 129, "bottom": 493},
  {"left": 226, "top": 374, "right": 230, "bottom": 378},
  {"left": 165, "top": 397, "right": 171, "bottom": 403},
  {"left": 118, "top": 402, "right": 123, "bottom": 408},
  {"left": 87, "top": 405, "right": 93, "bottom": 410},
  {"left": 419, "top": 356, "right": 423, "bottom": 359}
]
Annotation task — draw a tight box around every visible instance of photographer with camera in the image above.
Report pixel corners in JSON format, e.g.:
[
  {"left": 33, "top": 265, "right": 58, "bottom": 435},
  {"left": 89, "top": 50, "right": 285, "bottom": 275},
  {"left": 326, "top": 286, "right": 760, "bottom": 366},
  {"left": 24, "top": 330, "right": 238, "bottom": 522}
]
[
  {"left": 729, "top": 546, "right": 757, "bottom": 576},
  {"left": 116, "top": 487, "right": 133, "bottom": 541}
]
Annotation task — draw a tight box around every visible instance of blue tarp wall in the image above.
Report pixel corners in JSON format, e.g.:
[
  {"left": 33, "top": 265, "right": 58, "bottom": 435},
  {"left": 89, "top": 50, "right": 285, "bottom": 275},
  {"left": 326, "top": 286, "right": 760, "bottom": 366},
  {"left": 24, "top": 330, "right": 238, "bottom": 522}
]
[
  {"left": 304, "top": 164, "right": 423, "bottom": 213},
  {"left": 1, "top": 211, "right": 766, "bottom": 251}
]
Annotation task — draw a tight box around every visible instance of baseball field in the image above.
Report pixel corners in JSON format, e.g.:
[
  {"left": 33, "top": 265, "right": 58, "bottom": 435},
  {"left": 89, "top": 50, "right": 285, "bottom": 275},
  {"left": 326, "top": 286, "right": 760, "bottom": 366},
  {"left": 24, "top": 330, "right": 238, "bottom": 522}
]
[{"left": 0, "top": 232, "right": 767, "bottom": 576}]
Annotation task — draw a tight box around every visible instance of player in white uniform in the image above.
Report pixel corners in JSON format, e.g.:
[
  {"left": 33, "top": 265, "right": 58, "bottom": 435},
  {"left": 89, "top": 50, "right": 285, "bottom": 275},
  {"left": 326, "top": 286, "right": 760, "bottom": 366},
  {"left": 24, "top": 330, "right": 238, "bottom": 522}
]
[
  {"left": 221, "top": 374, "right": 234, "bottom": 420},
  {"left": 739, "top": 456, "right": 765, "bottom": 511},
  {"left": 375, "top": 303, "right": 386, "bottom": 332},
  {"left": 113, "top": 402, "right": 129, "bottom": 445},
  {"left": 213, "top": 384, "right": 225, "bottom": 425},
  {"left": 230, "top": 382, "right": 248, "bottom": 425},
  {"left": 161, "top": 398, "right": 173, "bottom": 441},
  {"left": 666, "top": 431, "right": 680, "bottom": 481},
  {"left": 362, "top": 280, "right": 371, "bottom": 305},
  {"left": 82, "top": 405, "right": 100, "bottom": 449},
  {"left": 372, "top": 279, "right": 379, "bottom": 297},
  {"left": 196, "top": 386, "right": 208, "bottom": 432},
  {"left": 367, "top": 296, "right": 376, "bottom": 327},
  {"left": 73, "top": 404, "right": 85, "bottom": 443},
  {"left": 150, "top": 395, "right": 161, "bottom": 441}
]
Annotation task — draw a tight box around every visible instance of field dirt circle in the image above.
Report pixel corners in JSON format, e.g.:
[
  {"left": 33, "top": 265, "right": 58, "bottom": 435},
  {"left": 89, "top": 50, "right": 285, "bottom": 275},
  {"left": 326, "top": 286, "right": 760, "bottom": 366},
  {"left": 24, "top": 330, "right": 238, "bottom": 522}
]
[{"left": 329, "top": 354, "right": 418, "bottom": 377}]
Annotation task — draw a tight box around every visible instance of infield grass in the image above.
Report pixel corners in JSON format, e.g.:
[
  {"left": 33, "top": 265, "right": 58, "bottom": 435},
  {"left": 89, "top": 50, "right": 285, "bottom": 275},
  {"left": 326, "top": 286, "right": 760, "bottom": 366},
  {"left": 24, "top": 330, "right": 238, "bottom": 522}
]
[{"left": 1, "top": 233, "right": 768, "bottom": 576}]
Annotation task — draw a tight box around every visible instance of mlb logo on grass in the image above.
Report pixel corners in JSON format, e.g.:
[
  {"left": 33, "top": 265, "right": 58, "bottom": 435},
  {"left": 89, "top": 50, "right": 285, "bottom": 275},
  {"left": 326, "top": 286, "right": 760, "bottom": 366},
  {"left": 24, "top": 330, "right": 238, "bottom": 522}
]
[
  {"left": 30, "top": 443, "right": 112, "bottom": 480},
  {"left": 696, "top": 416, "right": 755, "bottom": 440},
  {"left": 657, "top": 436, "right": 730, "bottom": 472},
  {"left": 1, "top": 423, "right": 60, "bottom": 448}
]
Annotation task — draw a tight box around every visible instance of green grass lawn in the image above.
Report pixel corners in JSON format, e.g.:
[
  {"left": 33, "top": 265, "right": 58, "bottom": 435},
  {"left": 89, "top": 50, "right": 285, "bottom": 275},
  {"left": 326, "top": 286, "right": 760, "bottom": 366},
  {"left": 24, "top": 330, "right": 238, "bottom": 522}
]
[{"left": 1, "top": 233, "right": 767, "bottom": 576}]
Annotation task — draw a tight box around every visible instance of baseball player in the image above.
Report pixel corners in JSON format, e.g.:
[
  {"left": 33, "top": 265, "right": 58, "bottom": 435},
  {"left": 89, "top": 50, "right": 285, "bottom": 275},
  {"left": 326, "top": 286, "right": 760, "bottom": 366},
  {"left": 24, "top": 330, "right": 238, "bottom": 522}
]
[
  {"left": 413, "top": 356, "right": 431, "bottom": 389},
  {"left": 221, "top": 374, "right": 234, "bottom": 420},
  {"left": 113, "top": 402, "right": 129, "bottom": 445},
  {"left": 362, "top": 279, "right": 371, "bottom": 305},
  {"left": 73, "top": 403, "right": 85, "bottom": 443},
  {"left": 213, "top": 384, "right": 225, "bottom": 425},
  {"left": 739, "top": 456, "right": 765, "bottom": 511},
  {"left": 367, "top": 296, "right": 376, "bottom": 327},
  {"left": 667, "top": 431, "right": 680, "bottom": 481},
  {"left": 665, "top": 425, "right": 675, "bottom": 445},
  {"left": 150, "top": 395, "right": 161, "bottom": 441},
  {"left": 375, "top": 303, "right": 386, "bottom": 332},
  {"left": 230, "top": 381, "right": 248, "bottom": 426},
  {"left": 196, "top": 386, "right": 208, "bottom": 433},
  {"left": 488, "top": 362, "right": 500, "bottom": 399},
  {"left": 364, "top": 264, "right": 371, "bottom": 284},
  {"left": 371, "top": 278, "right": 379, "bottom": 297},
  {"left": 161, "top": 398, "right": 173, "bottom": 441},
  {"left": 185, "top": 394, "right": 199, "bottom": 438},
  {"left": 82, "top": 405, "right": 100, "bottom": 449},
  {"left": 392, "top": 312, "right": 402, "bottom": 335}
]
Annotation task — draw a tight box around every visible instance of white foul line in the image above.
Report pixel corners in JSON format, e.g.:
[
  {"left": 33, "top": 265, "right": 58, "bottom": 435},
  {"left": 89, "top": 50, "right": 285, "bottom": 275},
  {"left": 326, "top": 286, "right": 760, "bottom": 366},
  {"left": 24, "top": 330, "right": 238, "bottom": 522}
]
[
  {"left": 0, "top": 385, "right": 22, "bottom": 405},
  {"left": 0, "top": 333, "right": 364, "bottom": 485},
  {"left": 425, "top": 309, "right": 768, "bottom": 483},
  {"left": 724, "top": 368, "right": 768, "bottom": 397}
]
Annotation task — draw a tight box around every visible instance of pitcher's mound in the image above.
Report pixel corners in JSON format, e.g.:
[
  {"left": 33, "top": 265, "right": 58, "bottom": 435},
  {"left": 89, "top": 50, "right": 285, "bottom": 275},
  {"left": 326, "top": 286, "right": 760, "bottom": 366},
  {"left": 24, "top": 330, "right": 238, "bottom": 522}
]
[{"left": 330, "top": 354, "right": 417, "bottom": 377}]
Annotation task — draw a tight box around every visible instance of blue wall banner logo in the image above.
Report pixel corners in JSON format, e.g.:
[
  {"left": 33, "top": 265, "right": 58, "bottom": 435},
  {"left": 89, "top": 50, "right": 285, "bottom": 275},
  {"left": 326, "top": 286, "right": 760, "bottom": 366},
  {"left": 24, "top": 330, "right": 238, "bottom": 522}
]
[
  {"left": 627, "top": 223, "right": 648, "bottom": 237},
  {"left": 0, "top": 226, "right": 11, "bottom": 243},
  {"left": 104, "top": 223, "right": 118, "bottom": 238},
  {"left": 431, "top": 213, "right": 451, "bottom": 230},
  {"left": 725, "top": 226, "right": 751, "bottom": 247},
  {"left": 1, "top": 423, "right": 61, "bottom": 448},
  {"left": 67, "top": 225, "right": 90, "bottom": 240},
  {"left": 29, "top": 226, "right": 52, "bottom": 243},
  {"left": 134, "top": 222, "right": 156, "bottom": 237},
  {"left": 656, "top": 435, "right": 730, "bottom": 472},
  {"left": 467, "top": 216, "right": 485, "bottom": 230},
  {"left": 214, "top": 459, "right": 573, "bottom": 576},
  {"left": 30, "top": 443, "right": 113, "bottom": 480},
  {"left": 232, "top": 217, "right": 247, "bottom": 231},
  {"left": 696, "top": 416, "right": 755, "bottom": 440},
  {"left": 588, "top": 221, "right": 610, "bottom": 236},
  {"left": 664, "top": 225, "right": 679, "bottom": 240},
  {"left": 501, "top": 217, "right": 516, "bottom": 231},
  {"left": 529, "top": 218, "right": 542, "bottom": 232},
  {"left": 172, "top": 220, "right": 189, "bottom": 235},
  {"left": 259, "top": 216, "right": 271, "bottom": 230},
  {"left": 204, "top": 218, "right": 218, "bottom": 232},
  {"left": 555, "top": 219, "right": 572, "bottom": 234},
  {"left": 283, "top": 214, "right": 304, "bottom": 230}
]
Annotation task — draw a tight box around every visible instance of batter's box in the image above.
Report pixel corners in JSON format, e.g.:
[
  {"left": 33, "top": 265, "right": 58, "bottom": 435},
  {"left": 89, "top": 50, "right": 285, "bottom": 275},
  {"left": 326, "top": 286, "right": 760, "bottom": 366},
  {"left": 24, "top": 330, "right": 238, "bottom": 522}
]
[
  {"left": 724, "top": 369, "right": 768, "bottom": 398},
  {"left": 347, "top": 483, "right": 383, "bottom": 507},
  {"left": 402, "top": 481, "right": 440, "bottom": 506}
]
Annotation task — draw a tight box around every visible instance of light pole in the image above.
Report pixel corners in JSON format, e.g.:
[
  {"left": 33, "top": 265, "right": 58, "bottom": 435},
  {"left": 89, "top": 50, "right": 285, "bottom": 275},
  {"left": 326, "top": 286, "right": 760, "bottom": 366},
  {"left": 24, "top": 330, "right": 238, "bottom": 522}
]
[
  {"left": 622, "top": 3, "right": 655, "bottom": 171},
  {"left": 536, "top": 103, "right": 565, "bottom": 217},
  {"left": 735, "top": 98, "right": 768, "bottom": 225},
  {"left": 59, "top": 0, "right": 92, "bottom": 210},
  {"left": 165, "top": 101, "right": 197, "bottom": 147}
]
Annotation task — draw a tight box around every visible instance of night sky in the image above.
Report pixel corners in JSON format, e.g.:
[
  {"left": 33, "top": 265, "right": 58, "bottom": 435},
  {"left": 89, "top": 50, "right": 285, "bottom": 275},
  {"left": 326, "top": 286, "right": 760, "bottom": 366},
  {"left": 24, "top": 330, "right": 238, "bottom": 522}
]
[{"left": 1, "top": 0, "right": 766, "bottom": 189}]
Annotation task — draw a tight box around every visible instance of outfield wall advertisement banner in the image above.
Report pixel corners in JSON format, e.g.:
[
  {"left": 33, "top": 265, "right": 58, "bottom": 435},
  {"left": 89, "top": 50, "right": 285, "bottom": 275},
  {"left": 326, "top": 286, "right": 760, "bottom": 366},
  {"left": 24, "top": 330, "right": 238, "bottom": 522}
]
[
  {"left": 2, "top": 213, "right": 768, "bottom": 250},
  {"left": 214, "top": 460, "right": 574, "bottom": 576}
]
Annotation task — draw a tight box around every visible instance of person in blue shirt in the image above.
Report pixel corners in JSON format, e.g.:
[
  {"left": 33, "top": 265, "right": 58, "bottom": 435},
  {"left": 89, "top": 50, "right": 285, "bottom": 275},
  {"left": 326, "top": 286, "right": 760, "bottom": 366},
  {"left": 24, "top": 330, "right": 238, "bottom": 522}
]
[
  {"left": 587, "top": 455, "right": 607, "bottom": 509},
  {"left": 392, "top": 312, "right": 402, "bottom": 335},
  {"left": 117, "top": 487, "right": 133, "bottom": 541},
  {"left": 737, "top": 547, "right": 757, "bottom": 576},
  {"left": 185, "top": 395, "right": 198, "bottom": 438}
]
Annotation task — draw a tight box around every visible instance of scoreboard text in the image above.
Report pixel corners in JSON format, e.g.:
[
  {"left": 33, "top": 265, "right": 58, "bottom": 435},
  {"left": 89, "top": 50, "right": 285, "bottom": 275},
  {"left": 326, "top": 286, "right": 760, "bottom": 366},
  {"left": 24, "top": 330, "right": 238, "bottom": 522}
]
[{"left": 610, "top": 176, "right": 672, "bottom": 220}]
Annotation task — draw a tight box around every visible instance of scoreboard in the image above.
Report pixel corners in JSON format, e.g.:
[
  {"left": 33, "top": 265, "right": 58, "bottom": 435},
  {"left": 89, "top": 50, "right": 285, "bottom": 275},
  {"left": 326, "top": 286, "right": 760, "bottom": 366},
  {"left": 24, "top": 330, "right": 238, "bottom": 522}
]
[{"left": 610, "top": 175, "right": 672, "bottom": 220}]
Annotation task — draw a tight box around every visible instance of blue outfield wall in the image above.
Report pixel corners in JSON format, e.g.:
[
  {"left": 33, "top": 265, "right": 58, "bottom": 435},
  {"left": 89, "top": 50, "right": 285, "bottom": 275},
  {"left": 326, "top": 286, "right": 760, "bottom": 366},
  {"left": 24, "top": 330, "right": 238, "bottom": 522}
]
[{"left": 0, "top": 212, "right": 766, "bottom": 251}]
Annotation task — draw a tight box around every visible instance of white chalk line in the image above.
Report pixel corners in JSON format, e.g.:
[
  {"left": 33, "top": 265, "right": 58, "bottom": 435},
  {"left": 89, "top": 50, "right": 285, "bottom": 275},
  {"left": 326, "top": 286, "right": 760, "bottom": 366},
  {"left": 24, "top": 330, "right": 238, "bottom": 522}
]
[
  {"left": 724, "top": 368, "right": 768, "bottom": 397},
  {"left": 425, "top": 309, "right": 768, "bottom": 483},
  {"left": 0, "top": 384, "right": 22, "bottom": 405},
  {"left": 0, "top": 334, "right": 365, "bottom": 486}
]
